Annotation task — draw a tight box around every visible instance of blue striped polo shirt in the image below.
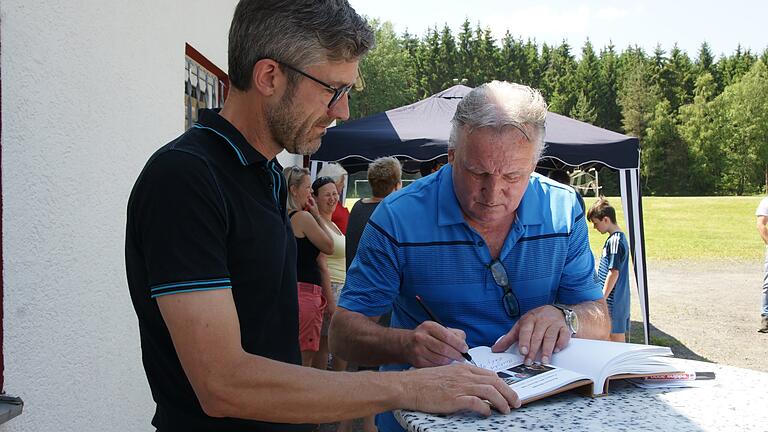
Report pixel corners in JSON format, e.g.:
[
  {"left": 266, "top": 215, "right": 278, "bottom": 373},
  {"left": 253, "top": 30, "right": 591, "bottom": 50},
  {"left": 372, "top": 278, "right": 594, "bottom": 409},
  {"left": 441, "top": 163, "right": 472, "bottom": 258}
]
[
  {"left": 597, "top": 231, "right": 630, "bottom": 323},
  {"left": 341, "top": 164, "right": 602, "bottom": 432},
  {"left": 341, "top": 163, "right": 602, "bottom": 353}
]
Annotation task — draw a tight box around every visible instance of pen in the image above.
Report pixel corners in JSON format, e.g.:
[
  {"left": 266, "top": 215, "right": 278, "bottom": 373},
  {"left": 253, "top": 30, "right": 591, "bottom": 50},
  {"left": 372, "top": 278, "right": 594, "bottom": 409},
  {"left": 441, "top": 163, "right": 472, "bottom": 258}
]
[
  {"left": 414, "top": 295, "right": 475, "bottom": 365},
  {"left": 643, "top": 371, "right": 716, "bottom": 381}
]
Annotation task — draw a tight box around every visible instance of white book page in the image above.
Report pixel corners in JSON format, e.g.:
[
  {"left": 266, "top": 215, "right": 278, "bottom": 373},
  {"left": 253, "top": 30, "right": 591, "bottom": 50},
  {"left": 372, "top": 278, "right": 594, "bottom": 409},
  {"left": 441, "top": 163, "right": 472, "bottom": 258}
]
[
  {"left": 468, "top": 346, "right": 589, "bottom": 402},
  {"left": 472, "top": 339, "right": 674, "bottom": 394},
  {"left": 547, "top": 339, "right": 673, "bottom": 390}
]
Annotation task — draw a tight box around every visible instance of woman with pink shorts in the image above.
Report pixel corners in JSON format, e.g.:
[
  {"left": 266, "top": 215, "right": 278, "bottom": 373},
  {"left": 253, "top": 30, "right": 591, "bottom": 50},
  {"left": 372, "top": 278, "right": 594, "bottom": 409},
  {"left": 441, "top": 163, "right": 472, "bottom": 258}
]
[{"left": 283, "top": 167, "right": 335, "bottom": 366}]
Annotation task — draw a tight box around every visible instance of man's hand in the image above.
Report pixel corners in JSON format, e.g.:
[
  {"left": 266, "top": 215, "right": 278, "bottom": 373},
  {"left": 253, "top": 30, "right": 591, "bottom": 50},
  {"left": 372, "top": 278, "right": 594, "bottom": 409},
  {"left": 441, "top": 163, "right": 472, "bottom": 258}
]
[
  {"left": 491, "top": 305, "right": 570, "bottom": 365},
  {"left": 401, "top": 363, "right": 520, "bottom": 415},
  {"left": 405, "top": 321, "right": 470, "bottom": 368}
]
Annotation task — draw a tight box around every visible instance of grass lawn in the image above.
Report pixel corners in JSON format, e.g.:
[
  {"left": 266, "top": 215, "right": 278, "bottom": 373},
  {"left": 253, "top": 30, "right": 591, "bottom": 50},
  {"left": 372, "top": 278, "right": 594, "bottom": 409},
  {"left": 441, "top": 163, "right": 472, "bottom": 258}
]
[{"left": 584, "top": 196, "right": 765, "bottom": 262}]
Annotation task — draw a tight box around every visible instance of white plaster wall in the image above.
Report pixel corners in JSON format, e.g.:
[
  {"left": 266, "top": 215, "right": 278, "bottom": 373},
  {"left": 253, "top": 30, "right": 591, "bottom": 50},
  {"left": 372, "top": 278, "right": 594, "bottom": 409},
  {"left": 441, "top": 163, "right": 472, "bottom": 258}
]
[{"left": 1, "top": 1, "right": 238, "bottom": 430}]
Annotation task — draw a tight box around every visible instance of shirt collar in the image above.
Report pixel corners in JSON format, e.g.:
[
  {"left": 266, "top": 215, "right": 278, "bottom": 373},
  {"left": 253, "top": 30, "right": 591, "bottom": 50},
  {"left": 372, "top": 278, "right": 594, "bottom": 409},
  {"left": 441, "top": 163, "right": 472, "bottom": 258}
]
[
  {"left": 436, "top": 164, "right": 543, "bottom": 227},
  {"left": 193, "top": 108, "right": 268, "bottom": 166},
  {"left": 437, "top": 164, "right": 468, "bottom": 226},
  {"left": 515, "top": 173, "right": 543, "bottom": 226}
]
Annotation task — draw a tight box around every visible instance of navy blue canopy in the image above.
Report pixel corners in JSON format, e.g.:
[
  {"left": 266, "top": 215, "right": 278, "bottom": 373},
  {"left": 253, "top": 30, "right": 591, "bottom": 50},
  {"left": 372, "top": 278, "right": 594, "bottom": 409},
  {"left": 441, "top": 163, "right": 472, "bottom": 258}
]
[{"left": 312, "top": 85, "right": 639, "bottom": 171}]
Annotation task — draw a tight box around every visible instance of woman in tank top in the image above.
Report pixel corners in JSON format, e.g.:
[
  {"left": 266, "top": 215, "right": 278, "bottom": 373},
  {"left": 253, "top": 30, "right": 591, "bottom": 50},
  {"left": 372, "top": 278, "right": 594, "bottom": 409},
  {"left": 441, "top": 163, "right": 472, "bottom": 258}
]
[
  {"left": 283, "top": 166, "right": 334, "bottom": 368},
  {"left": 312, "top": 176, "right": 348, "bottom": 375}
]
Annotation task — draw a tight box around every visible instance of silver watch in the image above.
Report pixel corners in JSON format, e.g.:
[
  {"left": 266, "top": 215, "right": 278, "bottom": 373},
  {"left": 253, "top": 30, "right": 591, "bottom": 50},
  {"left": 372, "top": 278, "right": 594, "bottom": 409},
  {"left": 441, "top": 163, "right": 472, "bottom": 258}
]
[{"left": 552, "top": 304, "right": 579, "bottom": 335}]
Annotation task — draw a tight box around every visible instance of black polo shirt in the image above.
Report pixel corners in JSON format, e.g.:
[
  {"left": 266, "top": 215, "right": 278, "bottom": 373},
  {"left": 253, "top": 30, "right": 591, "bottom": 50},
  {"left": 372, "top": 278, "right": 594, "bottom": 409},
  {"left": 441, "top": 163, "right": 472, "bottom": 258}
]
[{"left": 126, "top": 109, "right": 313, "bottom": 432}]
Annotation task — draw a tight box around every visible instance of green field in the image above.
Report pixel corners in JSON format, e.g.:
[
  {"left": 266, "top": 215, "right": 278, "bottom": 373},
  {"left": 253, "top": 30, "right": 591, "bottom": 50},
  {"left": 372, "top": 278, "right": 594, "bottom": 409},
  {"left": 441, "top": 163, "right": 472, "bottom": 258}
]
[{"left": 584, "top": 196, "right": 765, "bottom": 261}]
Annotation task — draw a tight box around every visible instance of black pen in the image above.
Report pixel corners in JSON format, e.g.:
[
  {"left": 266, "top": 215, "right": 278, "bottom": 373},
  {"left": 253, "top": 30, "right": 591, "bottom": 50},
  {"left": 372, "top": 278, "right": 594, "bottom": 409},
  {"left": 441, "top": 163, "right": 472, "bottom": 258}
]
[{"left": 415, "top": 295, "right": 475, "bottom": 365}]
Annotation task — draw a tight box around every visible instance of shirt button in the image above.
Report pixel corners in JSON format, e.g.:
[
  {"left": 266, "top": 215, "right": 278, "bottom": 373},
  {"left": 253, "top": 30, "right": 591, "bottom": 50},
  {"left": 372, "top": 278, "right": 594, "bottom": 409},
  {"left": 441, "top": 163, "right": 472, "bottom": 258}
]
[{"left": 477, "top": 240, "right": 484, "bottom": 247}]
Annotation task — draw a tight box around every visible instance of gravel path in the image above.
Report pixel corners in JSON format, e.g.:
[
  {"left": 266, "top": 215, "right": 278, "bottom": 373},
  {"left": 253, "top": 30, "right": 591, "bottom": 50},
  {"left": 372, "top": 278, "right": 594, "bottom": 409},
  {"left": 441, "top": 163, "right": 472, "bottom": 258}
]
[{"left": 630, "top": 259, "right": 767, "bottom": 372}]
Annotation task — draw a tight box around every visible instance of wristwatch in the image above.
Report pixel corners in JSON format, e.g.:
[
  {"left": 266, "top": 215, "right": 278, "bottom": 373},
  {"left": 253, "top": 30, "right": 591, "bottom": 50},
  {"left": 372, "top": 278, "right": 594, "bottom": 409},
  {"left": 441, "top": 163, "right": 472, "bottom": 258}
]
[{"left": 552, "top": 304, "right": 579, "bottom": 335}]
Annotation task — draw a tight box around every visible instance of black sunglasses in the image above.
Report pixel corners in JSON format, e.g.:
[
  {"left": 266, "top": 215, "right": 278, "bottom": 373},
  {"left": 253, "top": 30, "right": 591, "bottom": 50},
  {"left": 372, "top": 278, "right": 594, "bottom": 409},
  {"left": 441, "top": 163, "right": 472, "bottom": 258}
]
[
  {"left": 489, "top": 259, "right": 520, "bottom": 318},
  {"left": 277, "top": 61, "right": 359, "bottom": 109}
]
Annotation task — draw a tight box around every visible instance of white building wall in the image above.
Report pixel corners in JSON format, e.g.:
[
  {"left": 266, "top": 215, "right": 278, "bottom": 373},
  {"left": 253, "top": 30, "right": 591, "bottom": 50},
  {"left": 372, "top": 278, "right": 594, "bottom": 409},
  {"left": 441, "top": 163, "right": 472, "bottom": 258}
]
[{"left": 1, "top": 1, "right": 238, "bottom": 430}]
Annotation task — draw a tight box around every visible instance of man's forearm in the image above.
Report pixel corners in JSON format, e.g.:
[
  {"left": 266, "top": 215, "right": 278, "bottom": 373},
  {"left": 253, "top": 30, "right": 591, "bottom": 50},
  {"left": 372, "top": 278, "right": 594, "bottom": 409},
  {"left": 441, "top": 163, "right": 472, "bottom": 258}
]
[
  {"left": 571, "top": 299, "right": 610, "bottom": 340},
  {"left": 206, "top": 354, "right": 410, "bottom": 423},
  {"left": 329, "top": 308, "right": 412, "bottom": 366},
  {"left": 758, "top": 225, "right": 768, "bottom": 244}
]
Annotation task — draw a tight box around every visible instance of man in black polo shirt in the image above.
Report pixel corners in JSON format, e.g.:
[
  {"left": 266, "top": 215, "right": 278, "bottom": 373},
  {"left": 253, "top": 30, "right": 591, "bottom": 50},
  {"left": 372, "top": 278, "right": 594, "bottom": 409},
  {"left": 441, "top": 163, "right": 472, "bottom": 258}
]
[{"left": 126, "top": 1, "right": 518, "bottom": 431}]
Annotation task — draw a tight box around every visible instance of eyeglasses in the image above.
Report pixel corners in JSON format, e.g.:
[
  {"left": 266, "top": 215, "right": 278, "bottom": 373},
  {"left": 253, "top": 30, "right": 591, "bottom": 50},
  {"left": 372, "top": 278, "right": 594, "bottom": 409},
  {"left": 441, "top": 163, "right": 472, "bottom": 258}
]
[
  {"left": 489, "top": 259, "right": 520, "bottom": 318},
  {"left": 277, "top": 61, "right": 361, "bottom": 109}
]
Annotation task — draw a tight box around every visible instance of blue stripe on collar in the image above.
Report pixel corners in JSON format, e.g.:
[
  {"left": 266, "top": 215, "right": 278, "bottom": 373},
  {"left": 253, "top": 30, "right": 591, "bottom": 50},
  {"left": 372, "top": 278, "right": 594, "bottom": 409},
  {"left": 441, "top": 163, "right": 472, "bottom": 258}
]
[{"left": 191, "top": 124, "right": 248, "bottom": 166}]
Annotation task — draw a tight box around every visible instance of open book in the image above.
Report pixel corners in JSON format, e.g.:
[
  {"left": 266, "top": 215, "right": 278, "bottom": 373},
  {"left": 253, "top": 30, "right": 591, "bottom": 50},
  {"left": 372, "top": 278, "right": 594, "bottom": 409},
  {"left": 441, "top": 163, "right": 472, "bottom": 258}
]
[{"left": 469, "top": 338, "right": 677, "bottom": 404}]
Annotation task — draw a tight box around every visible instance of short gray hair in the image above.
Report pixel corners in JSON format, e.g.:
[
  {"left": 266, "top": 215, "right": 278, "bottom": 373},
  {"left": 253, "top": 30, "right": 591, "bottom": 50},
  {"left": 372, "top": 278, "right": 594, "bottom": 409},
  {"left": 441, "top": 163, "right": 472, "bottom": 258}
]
[
  {"left": 228, "top": 0, "right": 375, "bottom": 91},
  {"left": 449, "top": 81, "right": 548, "bottom": 160},
  {"left": 367, "top": 156, "right": 402, "bottom": 197},
  {"left": 317, "top": 162, "right": 348, "bottom": 182}
]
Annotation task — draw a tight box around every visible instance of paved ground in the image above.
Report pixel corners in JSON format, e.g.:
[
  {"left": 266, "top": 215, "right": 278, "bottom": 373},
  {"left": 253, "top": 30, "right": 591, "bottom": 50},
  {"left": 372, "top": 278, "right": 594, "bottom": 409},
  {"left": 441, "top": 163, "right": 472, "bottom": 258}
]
[
  {"left": 320, "top": 259, "right": 768, "bottom": 431},
  {"left": 630, "top": 259, "right": 767, "bottom": 372}
]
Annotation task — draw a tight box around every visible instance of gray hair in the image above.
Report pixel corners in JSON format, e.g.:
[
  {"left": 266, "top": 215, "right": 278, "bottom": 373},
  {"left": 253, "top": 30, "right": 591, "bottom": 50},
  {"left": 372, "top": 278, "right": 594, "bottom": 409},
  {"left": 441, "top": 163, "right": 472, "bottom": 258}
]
[
  {"left": 228, "top": 0, "right": 375, "bottom": 91},
  {"left": 283, "top": 165, "right": 311, "bottom": 212},
  {"left": 367, "top": 156, "right": 402, "bottom": 197},
  {"left": 317, "top": 162, "right": 348, "bottom": 182},
  {"left": 449, "top": 81, "right": 548, "bottom": 160}
]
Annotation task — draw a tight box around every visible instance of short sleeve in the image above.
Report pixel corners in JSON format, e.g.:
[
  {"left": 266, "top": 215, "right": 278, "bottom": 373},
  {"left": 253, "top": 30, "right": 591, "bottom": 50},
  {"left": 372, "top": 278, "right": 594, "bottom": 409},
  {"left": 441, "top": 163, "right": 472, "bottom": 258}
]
[
  {"left": 756, "top": 198, "right": 768, "bottom": 216},
  {"left": 338, "top": 204, "right": 402, "bottom": 316},
  {"left": 605, "top": 234, "right": 627, "bottom": 271},
  {"left": 129, "top": 151, "right": 231, "bottom": 298}
]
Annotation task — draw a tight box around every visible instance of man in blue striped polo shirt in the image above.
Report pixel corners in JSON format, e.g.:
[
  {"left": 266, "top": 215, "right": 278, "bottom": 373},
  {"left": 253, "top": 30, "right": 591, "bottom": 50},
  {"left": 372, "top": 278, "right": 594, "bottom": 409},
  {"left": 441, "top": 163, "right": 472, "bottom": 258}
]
[{"left": 331, "top": 81, "right": 611, "bottom": 432}]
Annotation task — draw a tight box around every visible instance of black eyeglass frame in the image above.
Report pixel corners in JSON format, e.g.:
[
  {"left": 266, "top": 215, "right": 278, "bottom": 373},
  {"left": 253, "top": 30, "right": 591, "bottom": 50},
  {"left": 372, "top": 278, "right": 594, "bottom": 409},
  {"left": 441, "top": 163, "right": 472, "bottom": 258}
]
[
  {"left": 276, "top": 61, "right": 356, "bottom": 109},
  {"left": 489, "top": 259, "right": 521, "bottom": 318}
]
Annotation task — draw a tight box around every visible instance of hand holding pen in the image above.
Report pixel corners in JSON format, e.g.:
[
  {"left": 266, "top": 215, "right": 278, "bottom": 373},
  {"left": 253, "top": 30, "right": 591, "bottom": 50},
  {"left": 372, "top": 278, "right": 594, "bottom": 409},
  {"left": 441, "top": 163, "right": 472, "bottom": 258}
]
[{"left": 410, "top": 295, "right": 476, "bottom": 367}]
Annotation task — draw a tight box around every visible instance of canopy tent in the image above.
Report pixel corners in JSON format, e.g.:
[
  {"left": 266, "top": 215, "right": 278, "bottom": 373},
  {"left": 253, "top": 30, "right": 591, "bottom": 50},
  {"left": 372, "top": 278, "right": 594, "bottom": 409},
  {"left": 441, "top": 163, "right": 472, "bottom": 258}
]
[{"left": 312, "top": 85, "right": 650, "bottom": 343}]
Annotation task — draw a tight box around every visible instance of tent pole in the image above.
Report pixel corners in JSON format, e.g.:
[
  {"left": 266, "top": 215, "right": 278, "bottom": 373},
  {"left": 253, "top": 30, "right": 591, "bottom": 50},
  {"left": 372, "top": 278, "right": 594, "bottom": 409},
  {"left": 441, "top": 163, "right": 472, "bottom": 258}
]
[
  {"left": 310, "top": 160, "right": 320, "bottom": 181},
  {"left": 620, "top": 168, "right": 650, "bottom": 345}
]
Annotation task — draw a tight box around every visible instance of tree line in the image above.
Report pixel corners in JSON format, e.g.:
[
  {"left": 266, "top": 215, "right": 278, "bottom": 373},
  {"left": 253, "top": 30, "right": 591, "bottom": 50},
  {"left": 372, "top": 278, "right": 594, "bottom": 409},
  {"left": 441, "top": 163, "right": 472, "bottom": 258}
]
[{"left": 349, "top": 19, "right": 768, "bottom": 196}]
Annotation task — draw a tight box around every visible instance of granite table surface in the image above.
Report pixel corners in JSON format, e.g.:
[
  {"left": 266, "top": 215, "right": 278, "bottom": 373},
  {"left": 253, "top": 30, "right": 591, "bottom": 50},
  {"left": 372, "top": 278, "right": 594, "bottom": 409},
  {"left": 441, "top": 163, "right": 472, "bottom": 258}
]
[{"left": 396, "top": 358, "right": 768, "bottom": 432}]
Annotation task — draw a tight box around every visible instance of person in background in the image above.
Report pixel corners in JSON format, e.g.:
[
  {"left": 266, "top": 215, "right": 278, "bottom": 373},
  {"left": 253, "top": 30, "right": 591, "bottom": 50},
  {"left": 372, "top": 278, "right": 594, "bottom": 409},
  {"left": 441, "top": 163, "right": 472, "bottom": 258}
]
[
  {"left": 587, "top": 197, "right": 631, "bottom": 342},
  {"left": 754, "top": 196, "right": 768, "bottom": 333},
  {"left": 318, "top": 162, "right": 350, "bottom": 234},
  {"left": 125, "top": 1, "right": 518, "bottom": 430},
  {"left": 419, "top": 159, "right": 445, "bottom": 178},
  {"left": 331, "top": 81, "right": 609, "bottom": 432},
  {"left": 346, "top": 156, "right": 403, "bottom": 271},
  {"left": 339, "top": 156, "right": 402, "bottom": 432},
  {"left": 313, "top": 176, "right": 348, "bottom": 373},
  {"left": 285, "top": 166, "right": 335, "bottom": 366}
]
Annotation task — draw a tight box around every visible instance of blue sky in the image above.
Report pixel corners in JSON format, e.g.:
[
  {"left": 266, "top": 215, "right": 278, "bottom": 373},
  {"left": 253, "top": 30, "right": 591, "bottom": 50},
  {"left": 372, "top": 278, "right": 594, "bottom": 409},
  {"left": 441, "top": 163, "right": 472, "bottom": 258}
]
[{"left": 348, "top": 0, "right": 767, "bottom": 59}]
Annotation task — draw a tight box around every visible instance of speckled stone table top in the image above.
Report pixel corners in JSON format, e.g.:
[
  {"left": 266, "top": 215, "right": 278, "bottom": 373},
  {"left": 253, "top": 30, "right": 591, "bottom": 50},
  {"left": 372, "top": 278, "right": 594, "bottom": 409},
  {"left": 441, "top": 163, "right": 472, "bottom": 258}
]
[{"left": 396, "top": 359, "right": 768, "bottom": 432}]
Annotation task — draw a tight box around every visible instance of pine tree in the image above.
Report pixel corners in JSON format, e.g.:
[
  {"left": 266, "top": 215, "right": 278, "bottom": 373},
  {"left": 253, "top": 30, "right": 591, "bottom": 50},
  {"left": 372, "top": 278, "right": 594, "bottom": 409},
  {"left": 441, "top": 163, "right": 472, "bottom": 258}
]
[
  {"left": 437, "top": 24, "right": 459, "bottom": 90},
  {"left": 596, "top": 43, "right": 622, "bottom": 131},
  {"left": 678, "top": 72, "right": 721, "bottom": 194},
  {"left": 350, "top": 20, "right": 418, "bottom": 119},
  {"left": 643, "top": 99, "right": 689, "bottom": 195},
  {"left": 572, "top": 40, "right": 600, "bottom": 122},
  {"left": 617, "top": 47, "right": 658, "bottom": 141},
  {"left": 521, "top": 38, "right": 541, "bottom": 87},
  {"left": 542, "top": 41, "right": 577, "bottom": 114}
]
